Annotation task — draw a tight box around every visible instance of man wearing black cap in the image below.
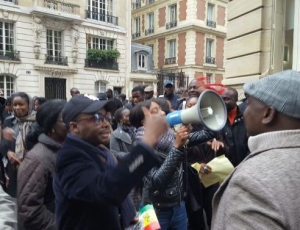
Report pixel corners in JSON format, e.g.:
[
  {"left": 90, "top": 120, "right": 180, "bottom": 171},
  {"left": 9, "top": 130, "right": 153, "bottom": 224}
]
[
  {"left": 164, "top": 81, "right": 180, "bottom": 110},
  {"left": 54, "top": 94, "right": 169, "bottom": 230},
  {"left": 212, "top": 70, "right": 300, "bottom": 230}
]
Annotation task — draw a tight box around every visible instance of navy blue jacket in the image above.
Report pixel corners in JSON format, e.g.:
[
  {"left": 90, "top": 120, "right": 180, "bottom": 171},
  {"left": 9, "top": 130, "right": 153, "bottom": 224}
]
[{"left": 54, "top": 134, "right": 158, "bottom": 230}]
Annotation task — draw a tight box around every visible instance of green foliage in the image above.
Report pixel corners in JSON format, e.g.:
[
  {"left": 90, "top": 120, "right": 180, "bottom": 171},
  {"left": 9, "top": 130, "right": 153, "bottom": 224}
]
[{"left": 87, "top": 49, "right": 120, "bottom": 62}]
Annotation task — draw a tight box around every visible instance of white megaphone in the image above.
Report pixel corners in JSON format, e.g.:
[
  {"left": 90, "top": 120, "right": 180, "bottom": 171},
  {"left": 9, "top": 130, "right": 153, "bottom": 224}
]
[{"left": 166, "top": 90, "right": 227, "bottom": 131}]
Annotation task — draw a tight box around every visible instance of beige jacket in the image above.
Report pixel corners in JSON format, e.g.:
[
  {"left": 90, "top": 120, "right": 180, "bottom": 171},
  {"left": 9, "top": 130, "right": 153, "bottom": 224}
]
[{"left": 212, "top": 130, "right": 300, "bottom": 230}]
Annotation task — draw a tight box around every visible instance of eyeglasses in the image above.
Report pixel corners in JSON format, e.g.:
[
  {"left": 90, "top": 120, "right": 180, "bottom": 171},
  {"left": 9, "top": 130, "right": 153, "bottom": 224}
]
[{"left": 75, "top": 113, "right": 112, "bottom": 125}]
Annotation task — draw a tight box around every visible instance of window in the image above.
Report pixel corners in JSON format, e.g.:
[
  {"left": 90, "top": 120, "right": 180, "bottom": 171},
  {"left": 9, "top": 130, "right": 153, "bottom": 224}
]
[
  {"left": 148, "top": 13, "right": 154, "bottom": 29},
  {"left": 87, "top": 36, "right": 114, "bottom": 50},
  {"left": 207, "top": 4, "right": 216, "bottom": 27},
  {"left": 135, "top": 17, "right": 140, "bottom": 33},
  {"left": 95, "top": 81, "right": 107, "bottom": 94},
  {"left": 206, "top": 39, "right": 215, "bottom": 64},
  {"left": 0, "top": 22, "right": 14, "bottom": 55},
  {"left": 47, "top": 29, "right": 62, "bottom": 58},
  {"left": 168, "top": 40, "right": 176, "bottom": 58},
  {"left": 0, "top": 75, "right": 15, "bottom": 98},
  {"left": 169, "top": 4, "right": 177, "bottom": 22},
  {"left": 87, "top": 0, "right": 115, "bottom": 24},
  {"left": 206, "top": 73, "right": 213, "bottom": 84},
  {"left": 137, "top": 54, "right": 147, "bottom": 69}
]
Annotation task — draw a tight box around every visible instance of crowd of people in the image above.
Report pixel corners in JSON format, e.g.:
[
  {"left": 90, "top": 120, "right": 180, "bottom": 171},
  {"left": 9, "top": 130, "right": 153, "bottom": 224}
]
[{"left": 0, "top": 69, "right": 299, "bottom": 230}]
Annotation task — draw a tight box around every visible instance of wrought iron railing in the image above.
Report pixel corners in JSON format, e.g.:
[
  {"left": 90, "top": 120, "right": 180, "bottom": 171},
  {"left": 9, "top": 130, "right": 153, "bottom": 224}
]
[
  {"left": 45, "top": 54, "right": 68, "bottom": 65},
  {"left": 1, "top": 0, "right": 18, "bottom": 4},
  {"left": 205, "top": 56, "right": 215, "bottom": 64},
  {"left": 166, "top": 21, "right": 177, "bottom": 29},
  {"left": 207, "top": 20, "right": 216, "bottom": 28},
  {"left": 145, "top": 28, "right": 154, "bottom": 35},
  {"left": 0, "top": 50, "right": 20, "bottom": 61},
  {"left": 165, "top": 57, "right": 176, "bottom": 65},
  {"left": 146, "top": 0, "right": 154, "bottom": 5},
  {"left": 132, "top": 32, "right": 141, "bottom": 39},
  {"left": 85, "top": 10, "right": 118, "bottom": 25},
  {"left": 85, "top": 59, "right": 118, "bottom": 70},
  {"left": 132, "top": 1, "right": 141, "bottom": 9}
]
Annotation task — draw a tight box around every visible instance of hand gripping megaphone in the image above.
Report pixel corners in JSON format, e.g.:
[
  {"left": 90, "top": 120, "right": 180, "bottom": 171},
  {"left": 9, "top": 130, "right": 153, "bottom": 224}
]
[{"left": 166, "top": 90, "right": 227, "bottom": 131}]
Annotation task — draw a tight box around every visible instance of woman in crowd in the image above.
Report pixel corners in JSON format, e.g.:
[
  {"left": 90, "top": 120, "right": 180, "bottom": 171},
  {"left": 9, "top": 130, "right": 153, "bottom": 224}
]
[
  {"left": 17, "top": 99, "right": 67, "bottom": 230},
  {"left": 34, "top": 97, "right": 47, "bottom": 111},
  {"left": 185, "top": 96, "right": 225, "bottom": 229},
  {"left": 110, "top": 107, "right": 135, "bottom": 159},
  {"left": 0, "top": 92, "right": 36, "bottom": 197},
  {"left": 130, "top": 100, "right": 216, "bottom": 230}
]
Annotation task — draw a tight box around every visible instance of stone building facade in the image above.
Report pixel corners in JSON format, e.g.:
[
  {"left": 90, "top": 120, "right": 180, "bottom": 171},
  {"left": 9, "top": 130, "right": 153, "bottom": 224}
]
[
  {"left": 223, "top": 0, "right": 300, "bottom": 96},
  {"left": 131, "top": 0, "right": 228, "bottom": 92},
  {"left": 0, "top": 0, "right": 133, "bottom": 100}
]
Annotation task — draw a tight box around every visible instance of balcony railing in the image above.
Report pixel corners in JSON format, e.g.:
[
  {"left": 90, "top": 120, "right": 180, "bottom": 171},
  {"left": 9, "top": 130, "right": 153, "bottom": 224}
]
[
  {"left": 85, "top": 59, "right": 118, "bottom": 70},
  {"left": 45, "top": 54, "right": 68, "bottom": 66},
  {"left": 207, "top": 20, "right": 216, "bottom": 28},
  {"left": 166, "top": 21, "right": 177, "bottom": 29},
  {"left": 205, "top": 56, "right": 215, "bottom": 64},
  {"left": 0, "top": 50, "right": 20, "bottom": 61},
  {"left": 146, "top": 0, "right": 154, "bottom": 5},
  {"left": 145, "top": 28, "right": 154, "bottom": 35},
  {"left": 132, "top": 32, "right": 141, "bottom": 39},
  {"left": 1, "top": 0, "right": 18, "bottom": 4},
  {"left": 86, "top": 10, "right": 118, "bottom": 25},
  {"left": 165, "top": 57, "right": 176, "bottom": 65},
  {"left": 132, "top": 1, "right": 141, "bottom": 10},
  {"left": 34, "top": 0, "right": 80, "bottom": 15}
]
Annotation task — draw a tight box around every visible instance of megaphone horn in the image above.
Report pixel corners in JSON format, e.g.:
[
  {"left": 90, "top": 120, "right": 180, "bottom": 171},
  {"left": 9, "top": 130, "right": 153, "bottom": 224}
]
[{"left": 166, "top": 90, "right": 227, "bottom": 131}]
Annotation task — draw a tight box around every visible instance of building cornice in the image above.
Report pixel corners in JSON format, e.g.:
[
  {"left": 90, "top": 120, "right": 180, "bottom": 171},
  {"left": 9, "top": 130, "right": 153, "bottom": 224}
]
[
  {"left": 82, "top": 20, "right": 127, "bottom": 34},
  {"left": 133, "top": 24, "right": 226, "bottom": 43},
  {"left": 34, "top": 65, "right": 78, "bottom": 74}
]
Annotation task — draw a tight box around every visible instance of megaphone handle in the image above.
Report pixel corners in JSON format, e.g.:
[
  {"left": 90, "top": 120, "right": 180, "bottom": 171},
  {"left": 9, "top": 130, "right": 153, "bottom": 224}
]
[{"left": 174, "top": 123, "right": 183, "bottom": 132}]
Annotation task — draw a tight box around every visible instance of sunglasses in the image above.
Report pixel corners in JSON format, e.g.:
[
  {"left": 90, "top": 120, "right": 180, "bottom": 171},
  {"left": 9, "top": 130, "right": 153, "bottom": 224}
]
[{"left": 75, "top": 113, "right": 112, "bottom": 125}]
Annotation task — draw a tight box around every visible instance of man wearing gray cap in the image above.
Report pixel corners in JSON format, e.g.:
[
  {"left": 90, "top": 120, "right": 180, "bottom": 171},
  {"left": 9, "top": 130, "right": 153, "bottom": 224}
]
[
  {"left": 144, "top": 86, "right": 154, "bottom": 100},
  {"left": 211, "top": 70, "right": 300, "bottom": 230}
]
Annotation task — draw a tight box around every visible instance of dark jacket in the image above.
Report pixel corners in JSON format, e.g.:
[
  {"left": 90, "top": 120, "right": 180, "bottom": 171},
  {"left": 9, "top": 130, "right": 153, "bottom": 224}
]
[
  {"left": 142, "top": 129, "right": 215, "bottom": 208},
  {"left": 17, "top": 134, "right": 61, "bottom": 230},
  {"left": 221, "top": 106, "right": 249, "bottom": 167},
  {"left": 164, "top": 93, "right": 181, "bottom": 110},
  {"left": 54, "top": 134, "right": 158, "bottom": 230},
  {"left": 110, "top": 126, "right": 133, "bottom": 157}
]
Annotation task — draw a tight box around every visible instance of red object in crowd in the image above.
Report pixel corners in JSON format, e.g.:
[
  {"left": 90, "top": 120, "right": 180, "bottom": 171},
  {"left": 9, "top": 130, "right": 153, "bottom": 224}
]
[{"left": 197, "top": 76, "right": 226, "bottom": 95}]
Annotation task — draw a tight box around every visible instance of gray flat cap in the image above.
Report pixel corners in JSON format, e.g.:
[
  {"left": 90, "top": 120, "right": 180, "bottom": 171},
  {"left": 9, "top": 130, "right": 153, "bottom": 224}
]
[{"left": 243, "top": 70, "right": 300, "bottom": 119}]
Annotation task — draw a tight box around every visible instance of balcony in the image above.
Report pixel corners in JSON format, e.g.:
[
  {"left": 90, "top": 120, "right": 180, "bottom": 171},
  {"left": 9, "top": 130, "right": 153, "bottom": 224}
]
[
  {"left": 45, "top": 54, "right": 68, "bottom": 66},
  {"left": 132, "top": 1, "right": 141, "bottom": 10},
  {"left": 1, "top": 0, "right": 18, "bottom": 4},
  {"left": 145, "top": 28, "right": 154, "bottom": 36},
  {"left": 86, "top": 10, "right": 118, "bottom": 26},
  {"left": 165, "top": 57, "right": 176, "bottom": 65},
  {"left": 207, "top": 20, "right": 216, "bottom": 28},
  {"left": 0, "top": 50, "right": 20, "bottom": 61},
  {"left": 31, "top": 0, "right": 81, "bottom": 22},
  {"left": 166, "top": 21, "right": 177, "bottom": 29},
  {"left": 146, "top": 0, "right": 154, "bottom": 5},
  {"left": 85, "top": 59, "right": 118, "bottom": 70},
  {"left": 132, "top": 32, "right": 141, "bottom": 39},
  {"left": 205, "top": 56, "right": 215, "bottom": 64}
]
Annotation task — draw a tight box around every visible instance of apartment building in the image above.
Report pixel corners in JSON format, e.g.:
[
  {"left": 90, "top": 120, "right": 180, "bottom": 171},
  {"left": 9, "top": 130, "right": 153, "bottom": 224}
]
[
  {"left": 0, "top": 0, "right": 132, "bottom": 100},
  {"left": 131, "top": 0, "right": 228, "bottom": 94},
  {"left": 223, "top": 0, "right": 300, "bottom": 93}
]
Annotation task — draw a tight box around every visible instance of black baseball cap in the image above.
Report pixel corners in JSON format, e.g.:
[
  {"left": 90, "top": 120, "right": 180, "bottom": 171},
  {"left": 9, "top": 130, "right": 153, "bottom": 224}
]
[{"left": 63, "top": 94, "right": 116, "bottom": 128}]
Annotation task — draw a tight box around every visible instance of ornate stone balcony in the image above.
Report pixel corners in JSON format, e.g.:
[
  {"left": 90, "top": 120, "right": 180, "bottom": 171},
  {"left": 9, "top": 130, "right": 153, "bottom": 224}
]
[{"left": 31, "top": 0, "right": 81, "bottom": 22}]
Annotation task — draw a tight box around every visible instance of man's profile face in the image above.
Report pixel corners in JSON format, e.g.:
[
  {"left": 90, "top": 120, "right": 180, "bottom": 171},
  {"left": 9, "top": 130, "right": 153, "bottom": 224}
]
[
  {"left": 71, "top": 89, "right": 80, "bottom": 97},
  {"left": 132, "top": 91, "right": 144, "bottom": 105},
  {"left": 243, "top": 96, "right": 267, "bottom": 137},
  {"left": 221, "top": 89, "right": 237, "bottom": 112},
  {"left": 106, "top": 90, "right": 113, "bottom": 99},
  {"left": 188, "top": 80, "right": 205, "bottom": 98},
  {"left": 164, "top": 85, "right": 174, "bottom": 96},
  {"left": 145, "top": 91, "right": 154, "bottom": 100}
]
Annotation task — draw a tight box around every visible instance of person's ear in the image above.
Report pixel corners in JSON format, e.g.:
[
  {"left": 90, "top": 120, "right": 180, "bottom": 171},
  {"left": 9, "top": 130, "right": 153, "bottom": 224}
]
[
  {"left": 262, "top": 107, "right": 277, "bottom": 125},
  {"left": 69, "top": 121, "right": 79, "bottom": 133}
]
